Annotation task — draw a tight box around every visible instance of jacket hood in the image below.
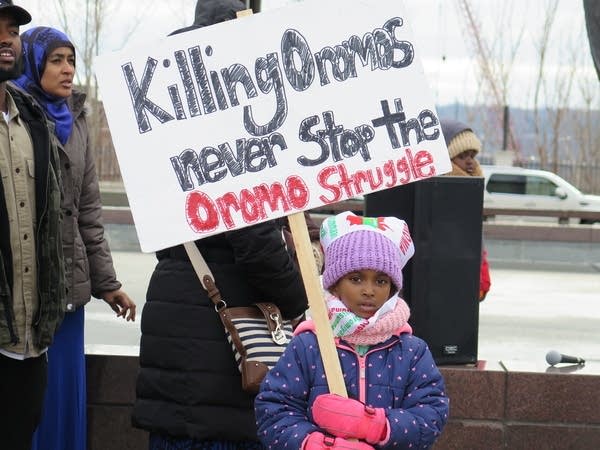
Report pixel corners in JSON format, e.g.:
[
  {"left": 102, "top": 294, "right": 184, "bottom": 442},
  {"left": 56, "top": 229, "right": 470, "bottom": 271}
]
[
  {"left": 440, "top": 119, "right": 474, "bottom": 147},
  {"left": 194, "top": 0, "right": 246, "bottom": 27},
  {"left": 169, "top": 0, "right": 245, "bottom": 36},
  {"left": 294, "top": 319, "right": 315, "bottom": 335}
]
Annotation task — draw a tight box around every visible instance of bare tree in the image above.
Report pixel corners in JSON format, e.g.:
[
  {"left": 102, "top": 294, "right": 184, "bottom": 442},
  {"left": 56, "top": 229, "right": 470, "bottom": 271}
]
[
  {"left": 531, "top": 0, "right": 559, "bottom": 169},
  {"left": 165, "top": 0, "right": 199, "bottom": 30},
  {"left": 455, "top": 0, "right": 524, "bottom": 157},
  {"left": 50, "top": 0, "right": 150, "bottom": 95},
  {"left": 545, "top": 60, "right": 577, "bottom": 174},
  {"left": 40, "top": 0, "right": 157, "bottom": 181},
  {"left": 572, "top": 66, "right": 600, "bottom": 193}
]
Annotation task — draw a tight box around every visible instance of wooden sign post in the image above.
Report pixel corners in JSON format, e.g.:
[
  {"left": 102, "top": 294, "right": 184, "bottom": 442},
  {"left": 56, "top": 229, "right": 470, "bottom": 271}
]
[
  {"left": 287, "top": 212, "right": 348, "bottom": 395},
  {"left": 237, "top": 6, "right": 348, "bottom": 396}
]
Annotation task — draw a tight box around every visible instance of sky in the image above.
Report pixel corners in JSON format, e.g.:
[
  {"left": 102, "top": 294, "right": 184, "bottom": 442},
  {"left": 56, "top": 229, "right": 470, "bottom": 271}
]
[{"left": 16, "top": 0, "right": 600, "bottom": 109}]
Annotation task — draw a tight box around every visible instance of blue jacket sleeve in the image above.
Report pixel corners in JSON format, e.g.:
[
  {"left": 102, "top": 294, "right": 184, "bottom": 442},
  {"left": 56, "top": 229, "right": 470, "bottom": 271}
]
[{"left": 255, "top": 333, "right": 319, "bottom": 448}]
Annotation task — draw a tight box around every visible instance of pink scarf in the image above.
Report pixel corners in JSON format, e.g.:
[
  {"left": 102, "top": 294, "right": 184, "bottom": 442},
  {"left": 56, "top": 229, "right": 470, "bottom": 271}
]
[{"left": 326, "top": 293, "right": 412, "bottom": 346}]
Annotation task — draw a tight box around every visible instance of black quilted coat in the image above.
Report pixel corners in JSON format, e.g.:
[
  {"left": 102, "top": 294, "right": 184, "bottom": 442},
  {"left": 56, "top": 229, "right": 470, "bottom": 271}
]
[{"left": 131, "top": 221, "right": 309, "bottom": 442}]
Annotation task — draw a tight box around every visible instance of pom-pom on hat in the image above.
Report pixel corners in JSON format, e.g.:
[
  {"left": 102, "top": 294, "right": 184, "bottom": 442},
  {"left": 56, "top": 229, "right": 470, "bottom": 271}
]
[{"left": 320, "top": 211, "right": 415, "bottom": 290}]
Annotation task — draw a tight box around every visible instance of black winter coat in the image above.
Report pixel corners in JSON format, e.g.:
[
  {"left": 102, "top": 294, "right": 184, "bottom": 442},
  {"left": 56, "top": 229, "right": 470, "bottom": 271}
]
[{"left": 132, "top": 221, "right": 309, "bottom": 442}]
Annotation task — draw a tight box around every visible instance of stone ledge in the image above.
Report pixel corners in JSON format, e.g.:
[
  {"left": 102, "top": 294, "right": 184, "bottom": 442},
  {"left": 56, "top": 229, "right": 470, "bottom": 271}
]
[{"left": 86, "top": 354, "right": 600, "bottom": 450}]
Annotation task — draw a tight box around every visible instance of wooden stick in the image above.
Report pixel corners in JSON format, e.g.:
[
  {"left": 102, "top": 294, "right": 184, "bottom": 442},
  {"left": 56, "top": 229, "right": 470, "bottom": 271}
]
[
  {"left": 236, "top": 9, "right": 254, "bottom": 18},
  {"left": 288, "top": 212, "right": 348, "bottom": 396},
  {"left": 237, "top": 5, "right": 348, "bottom": 398}
]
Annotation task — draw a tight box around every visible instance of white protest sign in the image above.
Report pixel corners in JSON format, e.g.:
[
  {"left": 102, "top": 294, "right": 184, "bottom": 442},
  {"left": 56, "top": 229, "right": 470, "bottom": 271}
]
[{"left": 95, "top": 0, "right": 451, "bottom": 253}]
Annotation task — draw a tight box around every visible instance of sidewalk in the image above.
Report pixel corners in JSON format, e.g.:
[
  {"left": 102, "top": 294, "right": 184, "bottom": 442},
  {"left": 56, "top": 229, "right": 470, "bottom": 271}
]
[
  {"left": 85, "top": 251, "right": 600, "bottom": 369},
  {"left": 99, "top": 180, "right": 125, "bottom": 192}
]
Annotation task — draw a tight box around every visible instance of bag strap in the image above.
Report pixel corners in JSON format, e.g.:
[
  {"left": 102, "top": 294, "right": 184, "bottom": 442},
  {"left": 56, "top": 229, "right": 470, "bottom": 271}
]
[
  {"left": 182, "top": 241, "right": 288, "bottom": 349},
  {"left": 183, "top": 241, "right": 223, "bottom": 308}
]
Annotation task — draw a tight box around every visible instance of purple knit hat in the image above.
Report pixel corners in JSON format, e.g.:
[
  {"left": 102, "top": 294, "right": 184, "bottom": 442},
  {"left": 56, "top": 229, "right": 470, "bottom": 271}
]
[{"left": 320, "top": 211, "right": 415, "bottom": 290}]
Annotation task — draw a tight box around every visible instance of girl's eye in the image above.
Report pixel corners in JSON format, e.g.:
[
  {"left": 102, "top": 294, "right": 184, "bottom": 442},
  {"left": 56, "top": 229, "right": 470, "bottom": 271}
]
[
  {"left": 349, "top": 276, "right": 361, "bottom": 283},
  {"left": 377, "top": 278, "right": 390, "bottom": 286}
]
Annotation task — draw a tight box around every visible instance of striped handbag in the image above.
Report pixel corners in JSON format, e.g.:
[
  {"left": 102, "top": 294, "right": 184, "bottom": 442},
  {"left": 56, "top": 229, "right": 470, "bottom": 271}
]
[
  {"left": 220, "top": 302, "right": 293, "bottom": 393},
  {"left": 182, "top": 241, "right": 292, "bottom": 394}
]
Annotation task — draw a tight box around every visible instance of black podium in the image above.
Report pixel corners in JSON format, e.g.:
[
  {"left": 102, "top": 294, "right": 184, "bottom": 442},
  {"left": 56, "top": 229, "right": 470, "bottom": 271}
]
[{"left": 365, "top": 176, "right": 484, "bottom": 365}]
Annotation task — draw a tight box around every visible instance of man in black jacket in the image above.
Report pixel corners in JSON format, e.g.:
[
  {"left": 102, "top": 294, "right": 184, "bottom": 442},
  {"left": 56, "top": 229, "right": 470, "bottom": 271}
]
[{"left": 0, "top": 2, "right": 67, "bottom": 449}]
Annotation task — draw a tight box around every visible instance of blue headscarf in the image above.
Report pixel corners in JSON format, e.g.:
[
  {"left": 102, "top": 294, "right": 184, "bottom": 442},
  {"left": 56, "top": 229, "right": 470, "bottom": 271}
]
[{"left": 14, "top": 27, "right": 75, "bottom": 145}]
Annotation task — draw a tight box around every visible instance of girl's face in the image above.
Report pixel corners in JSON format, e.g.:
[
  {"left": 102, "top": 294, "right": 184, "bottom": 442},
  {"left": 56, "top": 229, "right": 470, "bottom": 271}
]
[
  {"left": 41, "top": 46, "right": 75, "bottom": 98},
  {"left": 452, "top": 149, "right": 478, "bottom": 175},
  {"left": 331, "top": 269, "right": 393, "bottom": 319}
]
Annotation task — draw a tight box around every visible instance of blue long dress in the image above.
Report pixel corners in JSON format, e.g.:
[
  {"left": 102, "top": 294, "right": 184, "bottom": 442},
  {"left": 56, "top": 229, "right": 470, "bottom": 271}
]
[{"left": 31, "top": 307, "right": 86, "bottom": 450}]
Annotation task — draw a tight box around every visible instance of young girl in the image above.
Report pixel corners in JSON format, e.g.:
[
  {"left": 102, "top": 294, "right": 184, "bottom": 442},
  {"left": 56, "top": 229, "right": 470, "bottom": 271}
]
[{"left": 255, "top": 211, "right": 449, "bottom": 449}]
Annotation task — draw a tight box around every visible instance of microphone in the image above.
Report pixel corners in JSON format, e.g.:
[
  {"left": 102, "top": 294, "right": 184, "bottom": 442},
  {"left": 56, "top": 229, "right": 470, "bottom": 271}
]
[{"left": 545, "top": 350, "right": 585, "bottom": 366}]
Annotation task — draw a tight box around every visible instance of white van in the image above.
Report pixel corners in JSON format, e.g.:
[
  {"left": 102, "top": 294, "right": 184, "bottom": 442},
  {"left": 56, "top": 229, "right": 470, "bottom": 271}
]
[{"left": 481, "top": 165, "right": 600, "bottom": 224}]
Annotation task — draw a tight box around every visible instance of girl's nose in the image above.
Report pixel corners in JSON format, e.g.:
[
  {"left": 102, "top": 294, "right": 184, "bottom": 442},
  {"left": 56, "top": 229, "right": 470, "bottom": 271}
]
[{"left": 363, "top": 282, "right": 376, "bottom": 296}]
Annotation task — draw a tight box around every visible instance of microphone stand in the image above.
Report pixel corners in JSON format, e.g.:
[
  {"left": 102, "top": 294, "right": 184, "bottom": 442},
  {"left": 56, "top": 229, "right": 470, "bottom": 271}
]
[{"left": 545, "top": 364, "right": 586, "bottom": 374}]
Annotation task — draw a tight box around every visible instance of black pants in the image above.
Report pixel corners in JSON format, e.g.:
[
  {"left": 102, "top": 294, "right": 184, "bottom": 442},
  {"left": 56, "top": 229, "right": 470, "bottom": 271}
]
[{"left": 0, "top": 353, "right": 47, "bottom": 450}]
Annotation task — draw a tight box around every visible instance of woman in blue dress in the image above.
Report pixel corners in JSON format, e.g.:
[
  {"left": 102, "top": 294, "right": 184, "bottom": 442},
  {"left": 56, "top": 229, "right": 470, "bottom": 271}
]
[{"left": 13, "top": 26, "right": 137, "bottom": 450}]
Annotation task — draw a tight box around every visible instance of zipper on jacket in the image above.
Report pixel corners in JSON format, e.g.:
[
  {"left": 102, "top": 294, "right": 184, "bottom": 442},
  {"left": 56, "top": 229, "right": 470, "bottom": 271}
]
[
  {"left": 17, "top": 104, "right": 50, "bottom": 328},
  {"left": 33, "top": 155, "right": 51, "bottom": 328},
  {"left": 338, "top": 339, "right": 398, "bottom": 404},
  {"left": 357, "top": 354, "right": 367, "bottom": 403},
  {"left": 33, "top": 205, "right": 46, "bottom": 327}
]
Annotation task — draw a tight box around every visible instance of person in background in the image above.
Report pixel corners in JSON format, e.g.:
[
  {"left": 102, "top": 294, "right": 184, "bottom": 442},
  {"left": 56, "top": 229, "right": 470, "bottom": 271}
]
[
  {"left": 256, "top": 211, "right": 449, "bottom": 450},
  {"left": 12, "top": 26, "right": 136, "bottom": 450},
  {"left": 279, "top": 211, "right": 324, "bottom": 275},
  {"left": 440, "top": 118, "right": 491, "bottom": 301},
  {"left": 132, "top": 1, "right": 309, "bottom": 449},
  {"left": 0, "top": 3, "right": 67, "bottom": 450}
]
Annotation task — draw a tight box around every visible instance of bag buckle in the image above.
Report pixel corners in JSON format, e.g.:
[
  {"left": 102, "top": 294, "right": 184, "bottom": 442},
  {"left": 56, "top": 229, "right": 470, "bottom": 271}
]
[
  {"left": 270, "top": 312, "right": 288, "bottom": 345},
  {"left": 214, "top": 299, "right": 227, "bottom": 312}
]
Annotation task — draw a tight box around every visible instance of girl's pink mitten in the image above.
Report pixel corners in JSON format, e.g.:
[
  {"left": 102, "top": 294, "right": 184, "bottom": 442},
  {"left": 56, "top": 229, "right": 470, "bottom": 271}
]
[{"left": 312, "top": 394, "right": 388, "bottom": 443}]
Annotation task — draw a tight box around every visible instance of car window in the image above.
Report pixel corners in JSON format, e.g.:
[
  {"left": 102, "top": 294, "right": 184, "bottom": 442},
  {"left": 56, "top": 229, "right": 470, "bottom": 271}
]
[
  {"left": 487, "top": 174, "right": 526, "bottom": 194},
  {"left": 525, "top": 176, "right": 558, "bottom": 196}
]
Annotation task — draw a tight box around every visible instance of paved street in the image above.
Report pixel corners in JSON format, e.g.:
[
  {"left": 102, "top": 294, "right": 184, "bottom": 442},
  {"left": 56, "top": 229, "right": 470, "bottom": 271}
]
[{"left": 85, "top": 251, "right": 600, "bottom": 367}]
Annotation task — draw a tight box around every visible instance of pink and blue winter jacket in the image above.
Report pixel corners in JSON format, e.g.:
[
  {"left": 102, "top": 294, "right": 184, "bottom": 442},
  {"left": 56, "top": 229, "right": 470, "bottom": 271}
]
[{"left": 255, "top": 321, "right": 449, "bottom": 449}]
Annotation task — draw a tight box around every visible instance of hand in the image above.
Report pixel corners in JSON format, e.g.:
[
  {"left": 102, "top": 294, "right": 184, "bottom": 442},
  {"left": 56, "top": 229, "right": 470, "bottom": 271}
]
[
  {"left": 303, "top": 432, "right": 374, "bottom": 450},
  {"left": 312, "top": 394, "right": 387, "bottom": 444},
  {"left": 101, "top": 289, "right": 136, "bottom": 321}
]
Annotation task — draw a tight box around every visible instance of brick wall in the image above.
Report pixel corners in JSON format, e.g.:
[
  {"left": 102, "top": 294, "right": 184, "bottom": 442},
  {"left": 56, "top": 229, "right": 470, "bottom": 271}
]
[
  {"left": 434, "top": 362, "right": 600, "bottom": 450},
  {"left": 86, "top": 355, "right": 600, "bottom": 450}
]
